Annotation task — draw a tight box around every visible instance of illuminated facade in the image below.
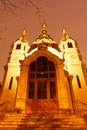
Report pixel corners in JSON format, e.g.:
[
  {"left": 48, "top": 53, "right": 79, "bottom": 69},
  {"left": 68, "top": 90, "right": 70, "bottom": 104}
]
[{"left": 0, "top": 23, "right": 87, "bottom": 129}]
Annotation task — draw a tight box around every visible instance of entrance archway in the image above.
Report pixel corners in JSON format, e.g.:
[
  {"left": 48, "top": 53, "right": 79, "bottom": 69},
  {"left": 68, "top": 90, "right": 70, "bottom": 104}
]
[{"left": 26, "top": 56, "right": 58, "bottom": 114}]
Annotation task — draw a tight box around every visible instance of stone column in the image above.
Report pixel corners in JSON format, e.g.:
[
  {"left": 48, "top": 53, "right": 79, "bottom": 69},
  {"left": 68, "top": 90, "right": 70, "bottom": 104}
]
[
  {"left": 56, "top": 64, "right": 73, "bottom": 113},
  {"left": 15, "top": 65, "right": 28, "bottom": 113}
]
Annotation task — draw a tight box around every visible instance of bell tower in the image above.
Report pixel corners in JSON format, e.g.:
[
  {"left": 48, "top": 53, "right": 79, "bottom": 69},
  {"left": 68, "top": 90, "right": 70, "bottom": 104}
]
[
  {"left": 0, "top": 30, "right": 30, "bottom": 110},
  {"left": 59, "top": 27, "right": 87, "bottom": 110}
]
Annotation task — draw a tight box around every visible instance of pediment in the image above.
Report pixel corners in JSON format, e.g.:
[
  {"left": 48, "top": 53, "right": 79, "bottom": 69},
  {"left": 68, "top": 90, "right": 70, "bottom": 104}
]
[{"left": 20, "top": 46, "right": 64, "bottom": 66}]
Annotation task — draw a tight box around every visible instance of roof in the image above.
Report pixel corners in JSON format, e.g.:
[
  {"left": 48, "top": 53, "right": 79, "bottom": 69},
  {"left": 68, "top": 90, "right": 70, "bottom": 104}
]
[{"left": 33, "top": 23, "right": 56, "bottom": 44}]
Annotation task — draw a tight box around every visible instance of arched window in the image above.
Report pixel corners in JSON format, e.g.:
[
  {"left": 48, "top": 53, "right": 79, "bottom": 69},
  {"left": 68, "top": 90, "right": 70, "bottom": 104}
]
[
  {"left": 67, "top": 42, "right": 73, "bottom": 48},
  {"left": 28, "top": 56, "right": 56, "bottom": 99}
]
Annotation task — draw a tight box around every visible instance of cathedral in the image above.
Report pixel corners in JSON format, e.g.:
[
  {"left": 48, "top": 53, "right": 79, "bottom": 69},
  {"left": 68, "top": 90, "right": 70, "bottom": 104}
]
[{"left": 0, "top": 23, "right": 87, "bottom": 129}]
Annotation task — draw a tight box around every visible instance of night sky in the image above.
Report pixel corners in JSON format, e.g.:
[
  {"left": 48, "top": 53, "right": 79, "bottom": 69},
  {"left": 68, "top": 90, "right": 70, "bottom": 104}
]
[{"left": 0, "top": 0, "right": 87, "bottom": 82}]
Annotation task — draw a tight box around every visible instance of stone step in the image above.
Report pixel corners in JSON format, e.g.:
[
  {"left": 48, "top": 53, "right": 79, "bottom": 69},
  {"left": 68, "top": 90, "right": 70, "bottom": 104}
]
[{"left": 0, "top": 113, "right": 87, "bottom": 129}]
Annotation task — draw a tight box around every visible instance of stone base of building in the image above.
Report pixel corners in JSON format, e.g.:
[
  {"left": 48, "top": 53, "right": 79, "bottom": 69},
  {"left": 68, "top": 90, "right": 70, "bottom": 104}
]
[{"left": 0, "top": 111, "right": 87, "bottom": 130}]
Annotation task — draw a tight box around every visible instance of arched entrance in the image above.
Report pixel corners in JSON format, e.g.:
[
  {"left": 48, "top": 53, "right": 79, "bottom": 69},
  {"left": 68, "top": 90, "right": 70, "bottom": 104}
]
[{"left": 26, "top": 56, "right": 58, "bottom": 114}]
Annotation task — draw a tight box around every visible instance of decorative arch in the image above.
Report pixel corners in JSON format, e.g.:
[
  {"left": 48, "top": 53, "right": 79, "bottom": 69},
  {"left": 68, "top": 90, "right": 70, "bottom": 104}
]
[{"left": 28, "top": 56, "right": 56, "bottom": 100}]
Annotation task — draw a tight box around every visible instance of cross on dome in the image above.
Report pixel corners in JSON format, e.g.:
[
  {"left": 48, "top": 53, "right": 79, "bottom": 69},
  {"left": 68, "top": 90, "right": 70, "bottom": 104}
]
[{"left": 42, "top": 23, "right": 47, "bottom": 31}]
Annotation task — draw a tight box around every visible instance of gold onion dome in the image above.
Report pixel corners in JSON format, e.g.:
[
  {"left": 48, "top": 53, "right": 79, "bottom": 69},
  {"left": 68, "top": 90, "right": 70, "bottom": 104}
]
[
  {"left": 36, "top": 23, "right": 53, "bottom": 41},
  {"left": 32, "top": 23, "right": 56, "bottom": 44}
]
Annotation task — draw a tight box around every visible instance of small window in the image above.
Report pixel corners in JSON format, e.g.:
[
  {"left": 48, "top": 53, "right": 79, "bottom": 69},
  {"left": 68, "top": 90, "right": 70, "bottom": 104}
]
[
  {"left": 16, "top": 44, "right": 21, "bottom": 49},
  {"left": 24, "top": 46, "right": 26, "bottom": 51},
  {"left": 76, "top": 75, "right": 81, "bottom": 88},
  {"left": 67, "top": 42, "right": 73, "bottom": 48},
  {"left": 63, "top": 45, "right": 65, "bottom": 49},
  {"left": 28, "top": 82, "right": 34, "bottom": 99},
  {"left": 8, "top": 77, "right": 13, "bottom": 90}
]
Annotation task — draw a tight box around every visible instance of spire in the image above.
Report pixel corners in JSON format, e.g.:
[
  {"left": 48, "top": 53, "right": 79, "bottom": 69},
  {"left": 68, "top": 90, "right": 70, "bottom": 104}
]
[
  {"left": 39, "top": 23, "right": 53, "bottom": 40},
  {"left": 20, "top": 29, "right": 28, "bottom": 42},
  {"left": 33, "top": 23, "right": 56, "bottom": 44},
  {"left": 61, "top": 26, "right": 69, "bottom": 41}
]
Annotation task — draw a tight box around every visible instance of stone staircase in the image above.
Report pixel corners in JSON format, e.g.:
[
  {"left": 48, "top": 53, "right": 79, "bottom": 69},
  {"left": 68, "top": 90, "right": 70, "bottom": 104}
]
[{"left": 0, "top": 112, "right": 87, "bottom": 130}]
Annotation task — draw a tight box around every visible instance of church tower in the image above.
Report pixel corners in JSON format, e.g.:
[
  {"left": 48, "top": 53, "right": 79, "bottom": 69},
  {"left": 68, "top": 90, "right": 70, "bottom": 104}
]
[
  {"left": 59, "top": 27, "right": 87, "bottom": 111},
  {"left": 0, "top": 30, "right": 29, "bottom": 110}
]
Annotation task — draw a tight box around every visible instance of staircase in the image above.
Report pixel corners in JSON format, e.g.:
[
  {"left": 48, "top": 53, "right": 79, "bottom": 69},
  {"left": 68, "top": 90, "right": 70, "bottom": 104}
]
[{"left": 0, "top": 112, "right": 87, "bottom": 130}]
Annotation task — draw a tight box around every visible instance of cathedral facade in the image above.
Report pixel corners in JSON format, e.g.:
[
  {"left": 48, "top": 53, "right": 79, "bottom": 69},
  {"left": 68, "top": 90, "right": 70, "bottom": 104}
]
[{"left": 0, "top": 23, "right": 87, "bottom": 129}]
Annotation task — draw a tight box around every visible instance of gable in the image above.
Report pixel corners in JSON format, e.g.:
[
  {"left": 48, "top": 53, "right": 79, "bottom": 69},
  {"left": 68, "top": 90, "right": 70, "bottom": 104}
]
[{"left": 20, "top": 47, "right": 64, "bottom": 66}]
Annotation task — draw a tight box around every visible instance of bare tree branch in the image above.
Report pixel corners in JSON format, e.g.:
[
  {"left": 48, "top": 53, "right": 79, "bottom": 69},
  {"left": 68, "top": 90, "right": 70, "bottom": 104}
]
[
  {"left": 0, "top": 0, "right": 21, "bottom": 16},
  {"left": 25, "top": 0, "right": 39, "bottom": 10},
  {"left": 0, "top": 0, "right": 48, "bottom": 39},
  {"left": 23, "top": 0, "right": 48, "bottom": 23},
  {"left": 0, "top": 0, "right": 48, "bottom": 24},
  {"left": 0, "top": 0, "right": 41, "bottom": 15},
  {"left": 22, "top": 0, "right": 41, "bottom": 22}
]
